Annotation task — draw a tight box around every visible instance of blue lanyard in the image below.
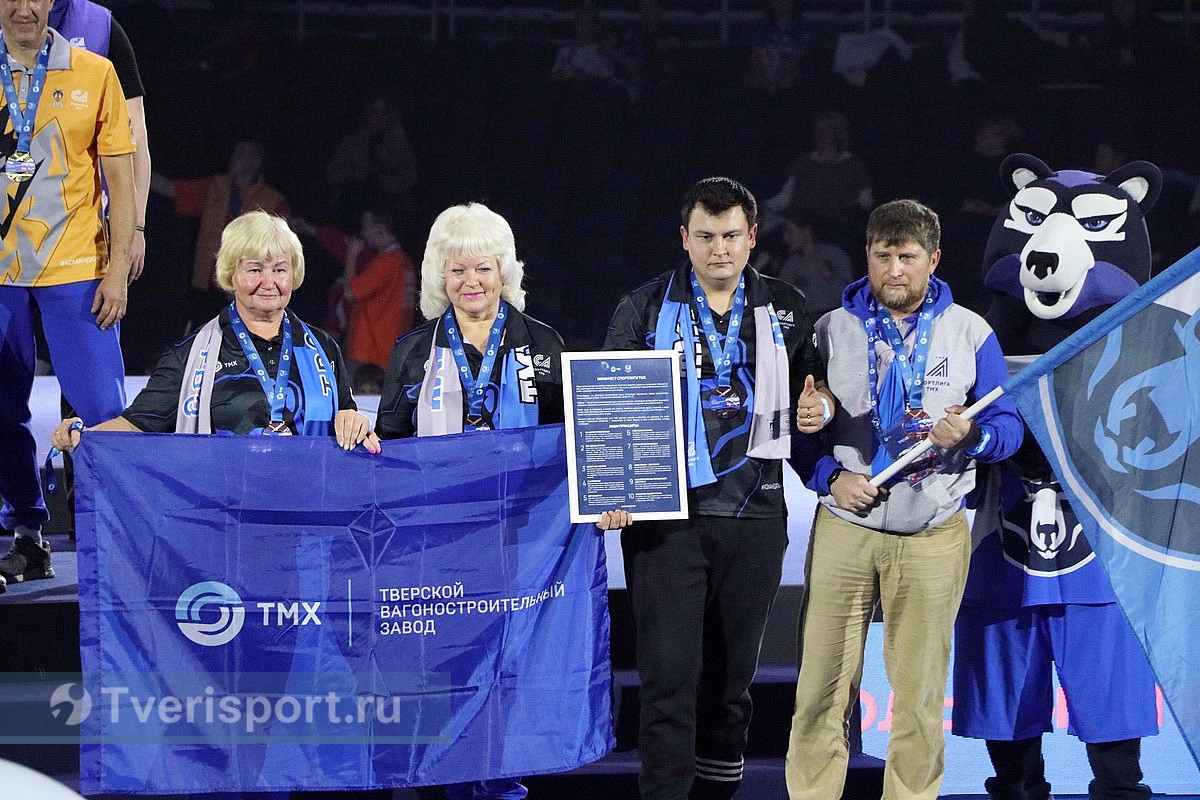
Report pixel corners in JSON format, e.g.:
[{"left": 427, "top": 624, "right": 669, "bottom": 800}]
[
  {"left": 864, "top": 291, "right": 935, "bottom": 430},
  {"left": 689, "top": 271, "right": 745, "bottom": 388},
  {"left": 0, "top": 35, "right": 52, "bottom": 157},
  {"left": 443, "top": 300, "right": 507, "bottom": 419},
  {"left": 227, "top": 302, "right": 293, "bottom": 427}
]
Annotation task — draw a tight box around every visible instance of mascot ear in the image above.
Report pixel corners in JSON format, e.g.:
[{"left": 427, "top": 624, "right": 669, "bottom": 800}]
[
  {"left": 1105, "top": 160, "right": 1163, "bottom": 214},
  {"left": 1000, "top": 153, "right": 1052, "bottom": 192}
]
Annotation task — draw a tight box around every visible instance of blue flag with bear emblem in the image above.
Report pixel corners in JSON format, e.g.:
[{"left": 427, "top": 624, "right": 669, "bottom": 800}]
[
  {"left": 74, "top": 425, "right": 614, "bottom": 794},
  {"left": 1004, "top": 246, "right": 1200, "bottom": 773}
]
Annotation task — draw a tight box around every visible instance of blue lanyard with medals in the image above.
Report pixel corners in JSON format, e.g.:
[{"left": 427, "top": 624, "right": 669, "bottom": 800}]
[
  {"left": 864, "top": 291, "right": 935, "bottom": 438},
  {"left": 690, "top": 270, "right": 746, "bottom": 419},
  {"left": 0, "top": 34, "right": 51, "bottom": 183},
  {"left": 227, "top": 302, "right": 295, "bottom": 434},
  {"left": 443, "top": 300, "right": 507, "bottom": 431}
]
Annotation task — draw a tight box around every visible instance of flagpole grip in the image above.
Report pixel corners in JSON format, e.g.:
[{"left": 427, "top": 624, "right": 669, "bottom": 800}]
[{"left": 869, "top": 385, "right": 1007, "bottom": 487}]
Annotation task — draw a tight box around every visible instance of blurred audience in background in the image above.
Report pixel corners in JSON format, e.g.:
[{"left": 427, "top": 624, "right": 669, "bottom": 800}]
[
  {"left": 118, "top": 0, "right": 1200, "bottom": 373},
  {"left": 150, "top": 139, "right": 290, "bottom": 331}
]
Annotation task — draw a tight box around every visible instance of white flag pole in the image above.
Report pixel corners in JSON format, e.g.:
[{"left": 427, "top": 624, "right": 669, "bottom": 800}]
[{"left": 869, "top": 385, "right": 1007, "bottom": 487}]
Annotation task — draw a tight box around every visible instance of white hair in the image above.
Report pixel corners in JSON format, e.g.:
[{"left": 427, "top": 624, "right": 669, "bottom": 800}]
[{"left": 419, "top": 203, "right": 527, "bottom": 319}]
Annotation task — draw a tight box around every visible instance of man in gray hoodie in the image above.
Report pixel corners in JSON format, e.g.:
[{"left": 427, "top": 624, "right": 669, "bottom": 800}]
[{"left": 785, "top": 199, "right": 1024, "bottom": 800}]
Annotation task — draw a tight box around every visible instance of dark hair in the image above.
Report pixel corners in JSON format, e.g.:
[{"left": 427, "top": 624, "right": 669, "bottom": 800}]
[
  {"left": 362, "top": 203, "right": 399, "bottom": 235},
  {"left": 680, "top": 176, "right": 757, "bottom": 228},
  {"left": 865, "top": 199, "right": 940, "bottom": 255},
  {"left": 351, "top": 362, "right": 386, "bottom": 396}
]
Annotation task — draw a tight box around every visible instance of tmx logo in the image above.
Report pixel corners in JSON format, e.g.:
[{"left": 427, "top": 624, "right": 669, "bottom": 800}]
[{"left": 175, "top": 581, "right": 322, "bottom": 647}]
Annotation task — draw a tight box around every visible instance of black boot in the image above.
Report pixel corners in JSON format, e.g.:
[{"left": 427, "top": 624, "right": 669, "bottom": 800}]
[
  {"left": 984, "top": 737, "right": 1052, "bottom": 800},
  {"left": 1086, "top": 738, "right": 1151, "bottom": 800}
]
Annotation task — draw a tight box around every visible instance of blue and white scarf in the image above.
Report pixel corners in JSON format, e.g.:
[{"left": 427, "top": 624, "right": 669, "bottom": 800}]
[
  {"left": 654, "top": 274, "right": 791, "bottom": 487},
  {"left": 415, "top": 317, "right": 539, "bottom": 436},
  {"left": 176, "top": 313, "right": 336, "bottom": 435}
]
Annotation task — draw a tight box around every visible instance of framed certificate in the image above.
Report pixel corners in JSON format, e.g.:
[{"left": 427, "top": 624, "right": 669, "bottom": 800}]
[{"left": 561, "top": 350, "right": 689, "bottom": 523}]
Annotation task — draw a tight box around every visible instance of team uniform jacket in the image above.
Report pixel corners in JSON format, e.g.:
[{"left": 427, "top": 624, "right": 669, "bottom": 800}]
[
  {"left": 809, "top": 276, "right": 1023, "bottom": 533},
  {"left": 375, "top": 306, "right": 565, "bottom": 439},
  {"left": 603, "top": 263, "right": 823, "bottom": 519},
  {"left": 121, "top": 308, "right": 355, "bottom": 434}
]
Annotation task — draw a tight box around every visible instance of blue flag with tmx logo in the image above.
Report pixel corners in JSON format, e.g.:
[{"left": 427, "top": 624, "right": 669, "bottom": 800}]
[
  {"left": 1003, "top": 246, "right": 1200, "bottom": 774},
  {"left": 74, "top": 426, "right": 614, "bottom": 795}
]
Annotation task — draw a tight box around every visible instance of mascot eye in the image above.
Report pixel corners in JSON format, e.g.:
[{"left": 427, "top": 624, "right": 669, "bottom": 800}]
[
  {"left": 1016, "top": 205, "right": 1046, "bottom": 226},
  {"left": 1079, "top": 215, "right": 1116, "bottom": 232}
]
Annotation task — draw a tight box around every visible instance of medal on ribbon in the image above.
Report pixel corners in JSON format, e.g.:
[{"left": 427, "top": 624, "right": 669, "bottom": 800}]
[
  {"left": 443, "top": 301, "right": 507, "bottom": 432},
  {"left": 4, "top": 151, "right": 34, "bottom": 182},
  {"left": 0, "top": 35, "right": 52, "bottom": 183},
  {"left": 227, "top": 301, "right": 295, "bottom": 434},
  {"left": 902, "top": 406, "right": 933, "bottom": 440},
  {"left": 690, "top": 271, "right": 746, "bottom": 419},
  {"left": 708, "top": 385, "right": 742, "bottom": 419},
  {"left": 865, "top": 292, "right": 942, "bottom": 485}
]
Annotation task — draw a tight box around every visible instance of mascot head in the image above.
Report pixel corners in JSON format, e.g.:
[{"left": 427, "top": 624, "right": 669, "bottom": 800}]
[
  {"left": 982, "top": 153, "right": 1161, "bottom": 354},
  {"left": 978, "top": 154, "right": 1164, "bottom": 574}
]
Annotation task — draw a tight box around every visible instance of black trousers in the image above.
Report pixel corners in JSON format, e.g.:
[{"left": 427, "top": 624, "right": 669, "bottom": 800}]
[
  {"left": 622, "top": 515, "right": 787, "bottom": 800},
  {"left": 986, "top": 736, "right": 1151, "bottom": 800}
]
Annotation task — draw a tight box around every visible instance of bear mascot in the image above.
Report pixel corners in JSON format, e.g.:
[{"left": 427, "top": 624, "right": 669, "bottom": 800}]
[{"left": 951, "top": 153, "right": 1163, "bottom": 800}]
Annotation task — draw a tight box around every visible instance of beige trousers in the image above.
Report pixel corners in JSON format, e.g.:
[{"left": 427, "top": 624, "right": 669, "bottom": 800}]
[{"left": 785, "top": 506, "right": 971, "bottom": 800}]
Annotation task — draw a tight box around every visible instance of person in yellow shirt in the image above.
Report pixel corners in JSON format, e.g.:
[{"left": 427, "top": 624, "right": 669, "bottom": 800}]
[{"left": 0, "top": 0, "right": 136, "bottom": 585}]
